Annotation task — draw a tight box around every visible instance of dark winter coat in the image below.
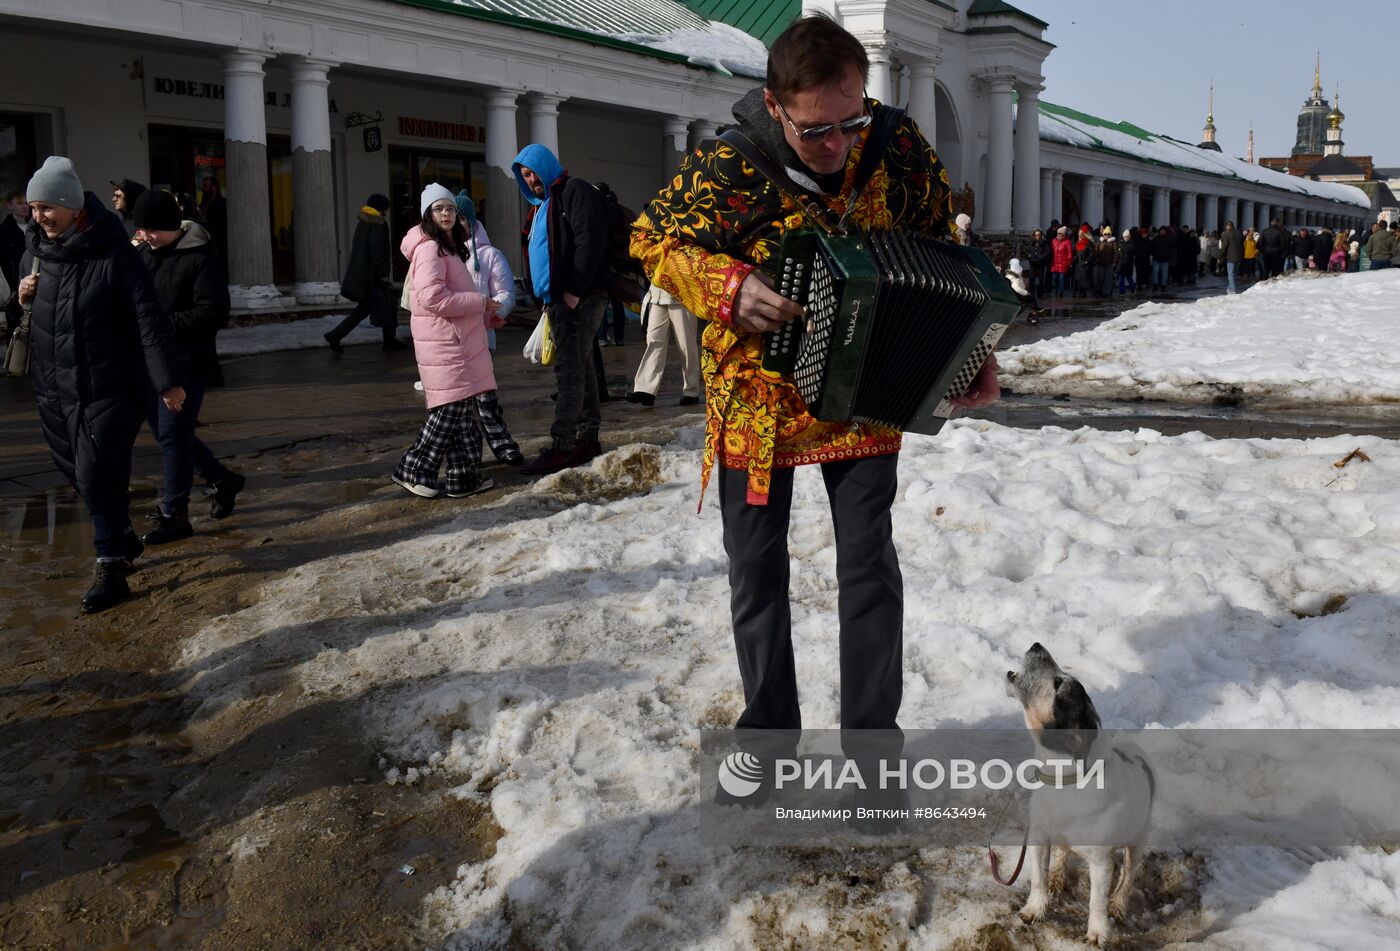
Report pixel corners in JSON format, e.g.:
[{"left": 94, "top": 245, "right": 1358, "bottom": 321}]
[
  {"left": 138, "top": 221, "right": 230, "bottom": 385},
  {"left": 21, "top": 192, "right": 181, "bottom": 502},
  {"left": 1151, "top": 231, "right": 1175, "bottom": 262},
  {"left": 1258, "top": 224, "right": 1289, "bottom": 257},
  {"left": 0, "top": 214, "right": 25, "bottom": 294},
  {"left": 1220, "top": 227, "right": 1244, "bottom": 265},
  {"left": 340, "top": 210, "right": 391, "bottom": 303},
  {"left": 1175, "top": 231, "right": 1196, "bottom": 269},
  {"left": 1118, "top": 236, "right": 1136, "bottom": 275},
  {"left": 1095, "top": 238, "right": 1118, "bottom": 267},
  {"left": 1028, "top": 237, "right": 1051, "bottom": 270},
  {"left": 520, "top": 175, "right": 609, "bottom": 304},
  {"left": 1311, "top": 232, "right": 1333, "bottom": 267},
  {"left": 1366, "top": 228, "right": 1396, "bottom": 263}
]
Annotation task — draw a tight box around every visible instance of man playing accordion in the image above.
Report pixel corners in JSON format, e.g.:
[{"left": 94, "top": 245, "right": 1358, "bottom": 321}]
[{"left": 631, "top": 14, "right": 999, "bottom": 744}]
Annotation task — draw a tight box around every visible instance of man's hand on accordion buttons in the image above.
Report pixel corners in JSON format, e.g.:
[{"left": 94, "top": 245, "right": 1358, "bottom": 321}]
[
  {"left": 950, "top": 353, "right": 1001, "bottom": 411},
  {"left": 732, "top": 270, "right": 804, "bottom": 334}
]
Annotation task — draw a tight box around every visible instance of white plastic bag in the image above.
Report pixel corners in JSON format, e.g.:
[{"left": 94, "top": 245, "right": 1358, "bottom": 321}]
[{"left": 523, "top": 311, "right": 548, "bottom": 365}]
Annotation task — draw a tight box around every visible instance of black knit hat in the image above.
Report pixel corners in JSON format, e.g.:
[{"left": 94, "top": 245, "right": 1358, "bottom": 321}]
[{"left": 132, "top": 189, "right": 182, "bottom": 231}]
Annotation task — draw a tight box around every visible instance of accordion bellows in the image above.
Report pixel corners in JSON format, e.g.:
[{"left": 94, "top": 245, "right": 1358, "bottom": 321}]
[{"left": 762, "top": 229, "right": 1019, "bottom": 436}]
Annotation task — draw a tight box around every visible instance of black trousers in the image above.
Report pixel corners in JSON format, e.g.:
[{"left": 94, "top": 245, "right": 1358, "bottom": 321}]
[
  {"left": 719, "top": 453, "right": 903, "bottom": 732},
  {"left": 329, "top": 284, "right": 395, "bottom": 345}
]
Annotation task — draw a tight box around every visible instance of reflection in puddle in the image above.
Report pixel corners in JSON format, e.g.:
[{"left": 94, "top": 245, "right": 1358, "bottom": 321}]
[{"left": 2, "top": 488, "right": 93, "bottom": 559}]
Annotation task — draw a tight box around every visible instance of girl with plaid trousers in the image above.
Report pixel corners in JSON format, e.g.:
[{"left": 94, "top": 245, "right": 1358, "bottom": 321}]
[{"left": 392, "top": 184, "right": 505, "bottom": 498}]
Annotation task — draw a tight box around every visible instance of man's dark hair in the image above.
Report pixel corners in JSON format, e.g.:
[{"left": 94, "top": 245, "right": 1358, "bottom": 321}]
[
  {"left": 365, "top": 193, "right": 390, "bottom": 213},
  {"left": 420, "top": 208, "right": 468, "bottom": 260},
  {"left": 4, "top": 191, "right": 23, "bottom": 203},
  {"left": 767, "top": 13, "right": 869, "bottom": 99}
]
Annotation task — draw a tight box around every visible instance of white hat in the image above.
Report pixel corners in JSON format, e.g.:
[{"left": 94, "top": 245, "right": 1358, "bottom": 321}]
[
  {"left": 420, "top": 182, "right": 455, "bottom": 216},
  {"left": 955, "top": 213, "right": 971, "bottom": 230},
  {"left": 1009, "top": 258, "right": 1023, "bottom": 274}
]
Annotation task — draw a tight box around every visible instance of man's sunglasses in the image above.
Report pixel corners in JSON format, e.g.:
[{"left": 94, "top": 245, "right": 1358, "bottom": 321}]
[{"left": 770, "top": 91, "right": 872, "bottom": 143}]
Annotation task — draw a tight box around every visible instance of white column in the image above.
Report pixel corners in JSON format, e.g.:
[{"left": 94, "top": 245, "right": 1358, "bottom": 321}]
[
  {"left": 1039, "top": 168, "right": 1054, "bottom": 228},
  {"left": 1179, "top": 191, "right": 1197, "bottom": 229},
  {"left": 289, "top": 57, "right": 340, "bottom": 305},
  {"left": 485, "top": 89, "right": 523, "bottom": 273},
  {"left": 1084, "top": 175, "right": 1105, "bottom": 228},
  {"left": 528, "top": 93, "right": 564, "bottom": 157},
  {"left": 865, "top": 46, "right": 894, "bottom": 105},
  {"left": 688, "top": 120, "right": 718, "bottom": 151},
  {"left": 662, "top": 116, "right": 690, "bottom": 181},
  {"left": 1201, "top": 194, "right": 1219, "bottom": 233},
  {"left": 984, "top": 77, "right": 1015, "bottom": 232},
  {"left": 1012, "top": 83, "right": 1041, "bottom": 232},
  {"left": 1051, "top": 170, "right": 1065, "bottom": 223},
  {"left": 906, "top": 61, "right": 939, "bottom": 141},
  {"left": 1151, "top": 186, "right": 1170, "bottom": 228},
  {"left": 1222, "top": 197, "right": 1239, "bottom": 228},
  {"left": 1117, "top": 182, "right": 1138, "bottom": 231},
  {"left": 222, "top": 50, "right": 292, "bottom": 312},
  {"left": 1239, "top": 200, "right": 1253, "bottom": 231}
]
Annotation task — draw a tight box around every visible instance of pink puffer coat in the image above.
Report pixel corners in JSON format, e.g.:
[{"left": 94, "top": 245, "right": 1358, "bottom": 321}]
[{"left": 401, "top": 226, "right": 497, "bottom": 409}]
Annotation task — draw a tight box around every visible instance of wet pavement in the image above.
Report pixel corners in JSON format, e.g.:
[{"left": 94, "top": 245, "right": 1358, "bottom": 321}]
[{"left": 3, "top": 276, "right": 1398, "bottom": 947}]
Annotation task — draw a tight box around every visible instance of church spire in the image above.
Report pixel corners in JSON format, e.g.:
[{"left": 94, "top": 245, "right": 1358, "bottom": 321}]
[
  {"left": 1247, "top": 125, "right": 1254, "bottom": 164},
  {"left": 1311, "top": 51, "right": 1323, "bottom": 99},
  {"left": 1200, "top": 81, "right": 1219, "bottom": 150}
]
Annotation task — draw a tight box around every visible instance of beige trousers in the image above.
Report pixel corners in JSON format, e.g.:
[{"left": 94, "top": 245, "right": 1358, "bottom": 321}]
[{"left": 632, "top": 298, "right": 700, "bottom": 398}]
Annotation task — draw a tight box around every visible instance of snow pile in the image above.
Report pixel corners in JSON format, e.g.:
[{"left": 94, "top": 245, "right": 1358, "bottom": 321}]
[
  {"left": 1000, "top": 269, "right": 1400, "bottom": 405},
  {"left": 613, "top": 23, "right": 768, "bottom": 79},
  {"left": 180, "top": 420, "right": 1400, "bottom": 948}
]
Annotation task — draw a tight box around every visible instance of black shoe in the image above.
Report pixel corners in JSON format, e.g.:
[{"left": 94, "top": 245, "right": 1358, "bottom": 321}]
[
  {"left": 142, "top": 504, "right": 193, "bottom": 545},
  {"left": 210, "top": 471, "right": 246, "bottom": 520},
  {"left": 383, "top": 339, "right": 407, "bottom": 351},
  {"left": 82, "top": 560, "right": 131, "bottom": 614},
  {"left": 445, "top": 477, "right": 495, "bottom": 499},
  {"left": 499, "top": 448, "right": 525, "bottom": 466},
  {"left": 572, "top": 439, "right": 603, "bottom": 465},
  {"left": 123, "top": 530, "right": 145, "bottom": 567},
  {"left": 677, "top": 395, "right": 700, "bottom": 407},
  {"left": 625, "top": 391, "right": 655, "bottom": 407},
  {"left": 520, "top": 447, "right": 579, "bottom": 476},
  {"left": 324, "top": 332, "right": 343, "bottom": 354}
]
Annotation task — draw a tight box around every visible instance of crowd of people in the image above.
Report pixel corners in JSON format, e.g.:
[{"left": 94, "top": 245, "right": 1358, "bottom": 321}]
[
  {"left": 1006, "top": 215, "right": 1396, "bottom": 307},
  {"left": 0, "top": 137, "right": 713, "bottom": 613}
]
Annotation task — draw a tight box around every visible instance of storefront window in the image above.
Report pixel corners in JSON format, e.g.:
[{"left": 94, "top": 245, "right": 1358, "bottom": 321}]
[{"left": 0, "top": 114, "right": 39, "bottom": 200}]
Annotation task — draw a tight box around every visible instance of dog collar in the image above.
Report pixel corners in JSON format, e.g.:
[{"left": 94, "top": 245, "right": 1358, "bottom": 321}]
[{"left": 1036, "top": 767, "right": 1085, "bottom": 787}]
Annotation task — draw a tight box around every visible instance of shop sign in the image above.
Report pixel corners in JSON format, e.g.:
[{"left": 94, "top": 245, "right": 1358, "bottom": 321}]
[{"left": 398, "top": 117, "right": 486, "bottom": 144}]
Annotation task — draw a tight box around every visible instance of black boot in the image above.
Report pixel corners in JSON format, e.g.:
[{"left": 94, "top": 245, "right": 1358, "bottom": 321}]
[
  {"left": 82, "top": 560, "right": 131, "bottom": 614},
  {"left": 142, "top": 501, "right": 194, "bottom": 545},
  {"left": 210, "top": 471, "right": 246, "bottom": 519}
]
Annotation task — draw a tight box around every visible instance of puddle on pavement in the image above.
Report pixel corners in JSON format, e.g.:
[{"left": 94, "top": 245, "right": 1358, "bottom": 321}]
[{"left": 2, "top": 488, "right": 93, "bottom": 561}]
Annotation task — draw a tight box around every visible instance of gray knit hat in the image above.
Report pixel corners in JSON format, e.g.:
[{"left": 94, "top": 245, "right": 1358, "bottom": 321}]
[{"left": 26, "top": 156, "right": 85, "bottom": 210}]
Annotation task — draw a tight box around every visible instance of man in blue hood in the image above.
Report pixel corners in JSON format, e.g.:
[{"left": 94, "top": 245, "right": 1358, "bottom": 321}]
[{"left": 511, "top": 143, "right": 610, "bottom": 475}]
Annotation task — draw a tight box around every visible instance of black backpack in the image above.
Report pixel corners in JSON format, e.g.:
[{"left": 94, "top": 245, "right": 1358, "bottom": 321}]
[{"left": 596, "top": 183, "right": 646, "bottom": 303}]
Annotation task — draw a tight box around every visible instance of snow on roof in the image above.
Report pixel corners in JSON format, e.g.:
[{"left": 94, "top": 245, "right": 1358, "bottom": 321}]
[
  {"left": 1037, "top": 100, "right": 1370, "bottom": 208},
  {"left": 438, "top": 0, "right": 768, "bottom": 78}
]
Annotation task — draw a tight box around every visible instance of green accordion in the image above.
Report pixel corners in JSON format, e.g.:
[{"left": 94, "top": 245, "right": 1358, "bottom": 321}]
[{"left": 762, "top": 229, "right": 1018, "bottom": 436}]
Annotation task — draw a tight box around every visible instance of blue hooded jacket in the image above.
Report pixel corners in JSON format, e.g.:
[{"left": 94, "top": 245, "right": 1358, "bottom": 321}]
[{"left": 512, "top": 144, "right": 564, "bottom": 305}]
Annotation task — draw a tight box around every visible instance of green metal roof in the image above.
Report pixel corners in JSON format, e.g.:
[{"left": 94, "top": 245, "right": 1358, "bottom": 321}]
[
  {"left": 681, "top": 0, "right": 798, "bottom": 46},
  {"left": 1038, "top": 100, "right": 1154, "bottom": 142},
  {"left": 967, "top": 0, "right": 1049, "bottom": 30}
]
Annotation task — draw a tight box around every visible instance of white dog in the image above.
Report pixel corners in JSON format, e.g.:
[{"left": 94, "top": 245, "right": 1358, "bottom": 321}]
[{"left": 1005, "top": 642, "right": 1154, "bottom": 946}]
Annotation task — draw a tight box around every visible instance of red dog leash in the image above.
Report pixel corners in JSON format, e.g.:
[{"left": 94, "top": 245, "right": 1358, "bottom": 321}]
[{"left": 987, "top": 789, "right": 1029, "bottom": 885}]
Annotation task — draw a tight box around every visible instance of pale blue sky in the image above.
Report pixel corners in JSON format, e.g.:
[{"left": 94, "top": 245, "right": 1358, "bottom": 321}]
[{"left": 1015, "top": 0, "right": 1396, "bottom": 167}]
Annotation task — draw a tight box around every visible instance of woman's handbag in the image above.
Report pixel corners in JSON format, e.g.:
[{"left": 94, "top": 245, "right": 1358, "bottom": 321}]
[{"left": 3, "top": 259, "right": 37, "bottom": 377}]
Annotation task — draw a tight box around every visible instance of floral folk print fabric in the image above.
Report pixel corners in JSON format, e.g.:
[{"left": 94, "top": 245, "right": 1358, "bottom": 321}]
[{"left": 630, "top": 106, "right": 955, "bottom": 506}]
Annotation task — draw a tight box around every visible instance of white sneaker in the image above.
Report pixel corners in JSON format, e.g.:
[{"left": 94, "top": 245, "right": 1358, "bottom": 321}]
[{"left": 392, "top": 474, "right": 439, "bottom": 498}]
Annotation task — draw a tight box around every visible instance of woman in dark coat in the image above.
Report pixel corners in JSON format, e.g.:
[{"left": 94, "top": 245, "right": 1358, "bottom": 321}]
[
  {"left": 326, "top": 193, "right": 402, "bottom": 351},
  {"left": 17, "top": 157, "right": 183, "bottom": 612},
  {"left": 133, "top": 189, "right": 243, "bottom": 543},
  {"left": 1026, "top": 229, "right": 1051, "bottom": 300}
]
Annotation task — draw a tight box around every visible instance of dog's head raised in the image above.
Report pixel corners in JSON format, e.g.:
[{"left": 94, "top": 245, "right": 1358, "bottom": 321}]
[{"left": 1006, "top": 642, "right": 1101, "bottom": 762}]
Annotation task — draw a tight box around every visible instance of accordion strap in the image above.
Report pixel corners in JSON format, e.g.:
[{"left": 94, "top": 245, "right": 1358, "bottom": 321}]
[{"left": 720, "top": 104, "right": 906, "bottom": 237}]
